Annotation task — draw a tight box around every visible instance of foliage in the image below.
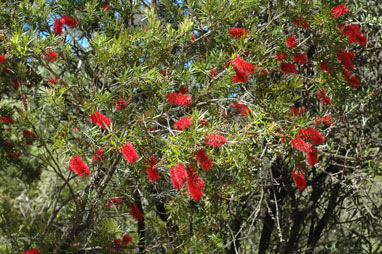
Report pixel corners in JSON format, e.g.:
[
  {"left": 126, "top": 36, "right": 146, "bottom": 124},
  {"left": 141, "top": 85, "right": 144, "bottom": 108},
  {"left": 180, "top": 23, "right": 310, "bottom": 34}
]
[{"left": 0, "top": 0, "right": 381, "bottom": 253}]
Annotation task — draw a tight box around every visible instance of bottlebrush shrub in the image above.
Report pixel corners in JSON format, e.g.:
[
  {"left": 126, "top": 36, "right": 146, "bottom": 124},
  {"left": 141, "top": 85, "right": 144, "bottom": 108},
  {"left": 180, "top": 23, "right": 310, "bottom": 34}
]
[{"left": 1, "top": 1, "right": 378, "bottom": 253}]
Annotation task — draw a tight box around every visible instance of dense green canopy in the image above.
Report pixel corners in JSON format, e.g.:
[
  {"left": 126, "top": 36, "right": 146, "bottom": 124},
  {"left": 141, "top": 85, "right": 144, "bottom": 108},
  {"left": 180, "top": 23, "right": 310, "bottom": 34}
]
[{"left": 0, "top": 0, "right": 381, "bottom": 253}]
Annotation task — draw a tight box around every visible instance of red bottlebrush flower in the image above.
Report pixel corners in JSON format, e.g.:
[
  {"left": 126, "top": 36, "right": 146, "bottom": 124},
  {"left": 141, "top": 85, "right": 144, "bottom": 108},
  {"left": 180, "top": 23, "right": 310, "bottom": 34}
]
[
  {"left": 115, "top": 235, "right": 133, "bottom": 249},
  {"left": 313, "top": 116, "right": 321, "bottom": 125},
  {"left": 102, "top": 5, "right": 112, "bottom": 11},
  {"left": 89, "top": 111, "right": 111, "bottom": 130},
  {"left": 307, "top": 147, "right": 318, "bottom": 166},
  {"left": 159, "top": 69, "right": 167, "bottom": 76},
  {"left": 0, "top": 116, "right": 14, "bottom": 124},
  {"left": 292, "top": 170, "right": 306, "bottom": 191},
  {"left": 129, "top": 203, "right": 143, "bottom": 222},
  {"left": 23, "top": 130, "right": 35, "bottom": 139},
  {"left": 12, "top": 152, "right": 21, "bottom": 159},
  {"left": 337, "top": 24, "right": 345, "bottom": 31},
  {"left": 342, "top": 24, "right": 367, "bottom": 46},
  {"left": 122, "top": 235, "right": 133, "bottom": 246},
  {"left": 61, "top": 15, "right": 78, "bottom": 27},
  {"left": 48, "top": 77, "right": 59, "bottom": 84},
  {"left": 92, "top": 147, "right": 105, "bottom": 163},
  {"left": 232, "top": 103, "right": 252, "bottom": 117},
  {"left": 299, "top": 126, "right": 325, "bottom": 145},
  {"left": 199, "top": 118, "right": 208, "bottom": 127},
  {"left": 26, "top": 139, "right": 34, "bottom": 145},
  {"left": 121, "top": 141, "right": 139, "bottom": 163},
  {"left": 231, "top": 56, "right": 255, "bottom": 76},
  {"left": 186, "top": 165, "right": 205, "bottom": 201},
  {"left": 167, "top": 93, "right": 192, "bottom": 106},
  {"left": 45, "top": 51, "right": 58, "bottom": 61},
  {"left": 53, "top": 18, "right": 64, "bottom": 35},
  {"left": 170, "top": 163, "right": 188, "bottom": 190},
  {"left": 316, "top": 89, "right": 326, "bottom": 99},
  {"left": 146, "top": 155, "right": 156, "bottom": 167},
  {"left": 320, "top": 61, "right": 334, "bottom": 74},
  {"left": 231, "top": 56, "right": 254, "bottom": 83},
  {"left": 356, "top": 34, "right": 367, "bottom": 47},
  {"left": 115, "top": 239, "right": 123, "bottom": 249},
  {"left": 12, "top": 79, "right": 20, "bottom": 89},
  {"left": 179, "top": 86, "right": 189, "bottom": 94},
  {"left": 146, "top": 155, "right": 159, "bottom": 183},
  {"left": 68, "top": 154, "right": 90, "bottom": 177},
  {"left": 322, "top": 96, "right": 331, "bottom": 106},
  {"left": 223, "top": 60, "right": 231, "bottom": 69},
  {"left": 229, "top": 27, "right": 250, "bottom": 38},
  {"left": 241, "top": 49, "right": 249, "bottom": 57},
  {"left": 321, "top": 115, "right": 333, "bottom": 126},
  {"left": 174, "top": 116, "right": 193, "bottom": 130},
  {"left": 331, "top": 4, "right": 349, "bottom": 18},
  {"left": 194, "top": 149, "right": 212, "bottom": 171},
  {"left": 209, "top": 67, "right": 219, "bottom": 78},
  {"left": 286, "top": 35, "right": 298, "bottom": 48},
  {"left": 343, "top": 71, "right": 360, "bottom": 87},
  {"left": 191, "top": 33, "right": 195, "bottom": 43},
  {"left": 0, "top": 55, "right": 5, "bottom": 63},
  {"left": 290, "top": 106, "right": 306, "bottom": 117},
  {"left": 232, "top": 72, "right": 249, "bottom": 83},
  {"left": 106, "top": 198, "right": 123, "bottom": 208},
  {"left": 275, "top": 52, "right": 287, "bottom": 62},
  {"left": 280, "top": 63, "right": 298, "bottom": 74},
  {"left": 292, "top": 16, "right": 309, "bottom": 28},
  {"left": 293, "top": 54, "right": 308, "bottom": 65},
  {"left": 24, "top": 249, "right": 40, "bottom": 254},
  {"left": 205, "top": 133, "right": 227, "bottom": 147},
  {"left": 291, "top": 136, "right": 312, "bottom": 152},
  {"left": 337, "top": 49, "right": 354, "bottom": 71},
  {"left": 316, "top": 89, "right": 331, "bottom": 106},
  {"left": 115, "top": 98, "right": 127, "bottom": 110}
]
